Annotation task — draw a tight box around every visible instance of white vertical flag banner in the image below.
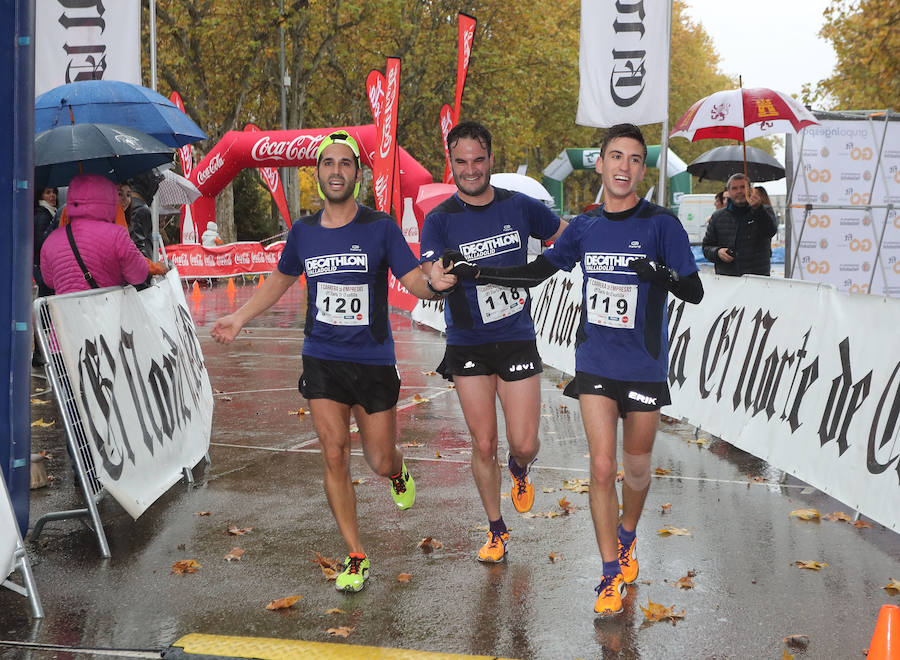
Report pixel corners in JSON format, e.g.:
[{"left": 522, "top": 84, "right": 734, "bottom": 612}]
[
  {"left": 35, "top": 0, "right": 141, "bottom": 97},
  {"left": 576, "top": 0, "right": 669, "bottom": 127}
]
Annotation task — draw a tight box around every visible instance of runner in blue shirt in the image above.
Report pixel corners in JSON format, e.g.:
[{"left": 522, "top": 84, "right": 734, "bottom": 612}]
[
  {"left": 420, "top": 121, "right": 566, "bottom": 563},
  {"left": 212, "top": 131, "right": 456, "bottom": 593},
  {"left": 438, "top": 124, "right": 703, "bottom": 614}
]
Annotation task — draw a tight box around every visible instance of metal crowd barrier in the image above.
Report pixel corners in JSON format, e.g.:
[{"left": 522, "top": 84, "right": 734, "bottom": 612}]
[
  {"left": 1, "top": 472, "right": 42, "bottom": 618},
  {"left": 31, "top": 295, "right": 111, "bottom": 557}
]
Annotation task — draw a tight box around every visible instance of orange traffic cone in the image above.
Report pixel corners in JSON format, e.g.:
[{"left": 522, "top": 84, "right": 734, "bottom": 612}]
[
  {"left": 867, "top": 604, "right": 899, "bottom": 660},
  {"left": 226, "top": 277, "right": 236, "bottom": 294},
  {"left": 191, "top": 281, "right": 202, "bottom": 298},
  {"left": 256, "top": 273, "right": 265, "bottom": 288}
]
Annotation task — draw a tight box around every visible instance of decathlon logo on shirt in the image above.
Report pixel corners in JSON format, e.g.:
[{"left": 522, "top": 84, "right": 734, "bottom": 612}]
[
  {"left": 584, "top": 252, "right": 644, "bottom": 273},
  {"left": 459, "top": 231, "right": 521, "bottom": 261},
  {"left": 304, "top": 253, "right": 369, "bottom": 277}
]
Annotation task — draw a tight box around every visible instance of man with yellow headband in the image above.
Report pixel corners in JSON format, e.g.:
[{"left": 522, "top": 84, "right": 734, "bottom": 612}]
[{"left": 212, "top": 131, "right": 457, "bottom": 592}]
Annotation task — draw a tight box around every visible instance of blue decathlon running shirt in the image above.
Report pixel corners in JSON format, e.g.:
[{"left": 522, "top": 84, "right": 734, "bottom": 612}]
[
  {"left": 420, "top": 188, "right": 561, "bottom": 346},
  {"left": 277, "top": 205, "right": 419, "bottom": 365},
  {"left": 542, "top": 199, "right": 698, "bottom": 382}
]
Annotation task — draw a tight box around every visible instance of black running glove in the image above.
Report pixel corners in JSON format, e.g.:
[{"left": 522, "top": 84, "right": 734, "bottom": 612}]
[
  {"left": 628, "top": 257, "right": 679, "bottom": 287},
  {"left": 442, "top": 249, "right": 480, "bottom": 280}
]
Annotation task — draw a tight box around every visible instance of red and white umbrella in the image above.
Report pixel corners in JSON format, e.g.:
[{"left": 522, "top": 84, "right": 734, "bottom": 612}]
[{"left": 670, "top": 87, "right": 818, "bottom": 142}]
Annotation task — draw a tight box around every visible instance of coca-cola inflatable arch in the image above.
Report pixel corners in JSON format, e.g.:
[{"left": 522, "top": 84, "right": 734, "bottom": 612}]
[{"left": 188, "top": 124, "right": 433, "bottom": 230}]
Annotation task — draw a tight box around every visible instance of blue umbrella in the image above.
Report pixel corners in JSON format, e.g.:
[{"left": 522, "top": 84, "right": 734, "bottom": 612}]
[
  {"left": 35, "top": 80, "right": 206, "bottom": 148},
  {"left": 34, "top": 123, "right": 174, "bottom": 189}
]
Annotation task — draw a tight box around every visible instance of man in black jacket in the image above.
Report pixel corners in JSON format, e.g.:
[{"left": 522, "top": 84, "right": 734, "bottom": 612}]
[{"left": 701, "top": 173, "right": 777, "bottom": 276}]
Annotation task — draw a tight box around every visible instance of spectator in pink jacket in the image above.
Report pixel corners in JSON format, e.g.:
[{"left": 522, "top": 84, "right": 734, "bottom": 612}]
[{"left": 40, "top": 174, "right": 149, "bottom": 295}]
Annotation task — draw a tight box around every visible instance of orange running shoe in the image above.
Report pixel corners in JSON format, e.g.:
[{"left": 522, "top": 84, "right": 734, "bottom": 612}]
[
  {"left": 618, "top": 537, "right": 638, "bottom": 584},
  {"left": 477, "top": 530, "right": 509, "bottom": 563},
  {"left": 507, "top": 453, "right": 535, "bottom": 513},
  {"left": 594, "top": 572, "right": 625, "bottom": 615}
]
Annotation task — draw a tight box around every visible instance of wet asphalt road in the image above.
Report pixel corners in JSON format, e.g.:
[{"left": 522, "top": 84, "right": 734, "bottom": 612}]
[{"left": 5, "top": 279, "right": 899, "bottom": 660}]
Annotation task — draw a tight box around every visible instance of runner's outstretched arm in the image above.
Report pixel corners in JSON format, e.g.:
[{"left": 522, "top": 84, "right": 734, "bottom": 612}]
[
  {"left": 442, "top": 250, "right": 559, "bottom": 288},
  {"left": 628, "top": 257, "right": 704, "bottom": 304},
  {"left": 211, "top": 270, "right": 297, "bottom": 343}
]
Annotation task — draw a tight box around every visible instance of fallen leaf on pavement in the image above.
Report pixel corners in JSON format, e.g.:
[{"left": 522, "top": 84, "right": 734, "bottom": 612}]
[
  {"left": 789, "top": 508, "right": 821, "bottom": 521},
  {"left": 523, "top": 510, "right": 560, "bottom": 519},
  {"left": 640, "top": 599, "right": 685, "bottom": 625},
  {"left": 397, "top": 573, "right": 412, "bottom": 583},
  {"left": 556, "top": 382, "right": 566, "bottom": 389},
  {"left": 195, "top": 511, "right": 211, "bottom": 516},
  {"left": 224, "top": 547, "right": 245, "bottom": 561},
  {"left": 674, "top": 573, "right": 695, "bottom": 590},
  {"left": 171, "top": 559, "right": 201, "bottom": 575},
  {"left": 541, "top": 487, "right": 555, "bottom": 493},
  {"left": 435, "top": 451, "right": 443, "bottom": 458},
  {"left": 220, "top": 395, "right": 233, "bottom": 402},
  {"left": 288, "top": 408, "right": 308, "bottom": 416},
  {"left": 852, "top": 520, "right": 872, "bottom": 528},
  {"left": 783, "top": 634, "right": 809, "bottom": 648},
  {"left": 352, "top": 478, "right": 366, "bottom": 485},
  {"left": 660, "top": 503, "right": 672, "bottom": 514},
  {"left": 312, "top": 552, "right": 343, "bottom": 580},
  {"left": 883, "top": 578, "right": 900, "bottom": 594},
  {"left": 227, "top": 524, "right": 253, "bottom": 535},
  {"left": 685, "top": 436, "right": 708, "bottom": 446},
  {"left": 421, "top": 370, "right": 437, "bottom": 376},
  {"left": 822, "top": 511, "right": 851, "bottom": 522},
  {"left": 558, "top": 497, "right": 575, "bottom": 515},
  {"left": 654, "top": 467, "right": 671, "bottom": 475},
  {"left": 401, "top": 442, "right": 423, "bottom": 448},
  {"left": 548, "top": 551, "right": 559, "bottom": 563},
  {"left": 747, "top": 474, "right": 767, "bottom": 483},
  {"left": 31, "top": 418, "right": 54, "bottom": 428},
  {"left": 470, "top": 524, "right": 489, "bottom": 533},
  {"left": 37, "top": 451, "right": 53, "bottom": 460},
  {"left": 559, "top": 405, "right": 568, "bottom": 412},
  {"left": 266, "top": 595, "right": 302, "bottom": 610},
  {"left": 793, "top": 560, "right": 828, "bottom": 570},
  {"left": 562, "top": 479, "right": 589, "bottom": 494},
  {"left": 781, "top": 651, "right": 795, "bottom": 660},
  {"left": 30, "top": 398, "right": 48, "bottom": 405},
  {"left": 413, "top": 394, "right": 429, "bottom": 402},
  {"left": 327, "top": 626, "right": 354, "bottom": 637},
  {"left": 325, "top": 608, "right": 345, "bottom": 615},
  {"left": 658, "top": 525, "right": 690, "bottom": 536},
  {"left": 660, "top": 414, "right": 677, "bottom": 424},
  {"left": 417, "top": 537, "right": 443, "bottom": 553}
]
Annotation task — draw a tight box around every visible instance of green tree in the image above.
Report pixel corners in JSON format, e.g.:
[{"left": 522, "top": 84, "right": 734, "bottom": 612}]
[{"left": 803, "top": 0, "right": 900, "bottom": 110}]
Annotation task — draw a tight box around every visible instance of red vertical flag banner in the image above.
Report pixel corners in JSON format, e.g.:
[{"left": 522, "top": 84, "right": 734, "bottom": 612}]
[
  {"left": 384, "top": 58, "right": 403, "bottom": 221},
  {"left": 170, "top": 91, "right": 199, "bottom": 244},
  {"left": 442, "top": 13, "right": 477, "bottom": 184},
  {"left": 366, "top": 69, "right": 390, "bottom": 214},
  {"left": 244, "top": 123, "right": 292, "bottom": 228}
]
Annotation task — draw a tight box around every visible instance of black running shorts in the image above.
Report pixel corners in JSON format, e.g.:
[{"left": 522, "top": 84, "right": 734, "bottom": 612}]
[
  {"left": 437, "top": 340, "right": 543, "bottom": 382},
  {"left": 299, "top": 355, "right": 401, "bottom": 414},
  {"left": 563, "top": 372, "right": 670, "bottom": 418}
]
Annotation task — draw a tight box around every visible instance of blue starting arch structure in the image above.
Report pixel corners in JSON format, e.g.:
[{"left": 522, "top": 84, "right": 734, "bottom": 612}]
[{"left": 541, "top": 145, "right": 691, "bottom": 214}]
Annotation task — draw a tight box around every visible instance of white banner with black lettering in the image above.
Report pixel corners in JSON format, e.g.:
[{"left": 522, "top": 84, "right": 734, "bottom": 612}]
[
  {"left": 576, "top": 0, "right": 669, "bottom": 127},
  {"left": 35, "top": 0, "right": 141, "bottom": 97},
  {"left": 1, "top": 473, "right": 17, "bottom": 580},
  {"left": 47, "top": 270, "right": 212, "bottom": 519}
]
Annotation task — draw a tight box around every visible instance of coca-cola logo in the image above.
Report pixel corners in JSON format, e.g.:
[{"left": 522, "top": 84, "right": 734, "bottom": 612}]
[
  {"left": 462, "top": 26, "right": 474, "bottom": 68},
  {"left": 197, "top": 152, "right": 224, "bottom": 185},
  {"left": 379, "top": 64, "right": 399, "bottom": 159},
  {"left": 368, "top": 75, "right": 385, "bottom": 122},
  {"left": 259, "top": 167, "right": 279, "bottom": 191},
  {"left": 251, "top": 135, "right": 324, "bottom": 163},
  {"left": 374, "top": 173, "right": 390, "bottom": 209},
  {"left": 440, "top": 106, "right": 453, "bottom": 138},
  {"left": 234, "top": 252, "right": 251, "bottom": 265}
]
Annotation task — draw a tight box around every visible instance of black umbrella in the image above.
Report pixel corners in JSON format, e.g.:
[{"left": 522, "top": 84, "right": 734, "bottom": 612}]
[
  {"left": 687, "top": 145, "right": 785, "bottom": 182},
  {"left": 34, "top": 123, "right": 174, "bottom": 188}
]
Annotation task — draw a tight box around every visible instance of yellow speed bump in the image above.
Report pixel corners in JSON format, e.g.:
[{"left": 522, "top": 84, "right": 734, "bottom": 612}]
[{"left": 170, "top": 633, "right": 516, "bottom": 660}]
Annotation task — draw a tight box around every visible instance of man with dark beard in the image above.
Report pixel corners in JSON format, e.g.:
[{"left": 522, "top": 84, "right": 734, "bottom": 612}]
[{"left": 211, "top": 131, "right": 456, "bottom": 593}]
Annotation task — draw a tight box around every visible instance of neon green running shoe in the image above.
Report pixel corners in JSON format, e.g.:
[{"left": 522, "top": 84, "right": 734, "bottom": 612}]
[
  {"left": 389, "top": 462, "right": 415, "bottom": 510},
  {"left": 335, "top": 554, "right": 370, "bottom": 592}
]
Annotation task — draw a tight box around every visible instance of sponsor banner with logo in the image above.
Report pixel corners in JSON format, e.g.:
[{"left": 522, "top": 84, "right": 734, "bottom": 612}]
[
  {"left": 440, "top": 103, "right": 455, "bottom": 184},
  {"left": 441, "top": 13, "right": 477, "bottom": 183},
  {"left": 171, "top": 91, "right": 201, "bottom": 244},
  {"left": 46, "top": 270, "right": 212, "bottom": 519},
  {"left": 1, "top": 472, "right": 17, "bottom": 580},
  {"left": 789, "top": 120, "right": 900, "bottom": 296},
  {"left": 166, "top": 242, "right": 285, "bottom": 278},
  {"left": 366, "top": 69, "right": 391, "bottom": 214},
  {"left": 245, "top": 124, "right": 292, "bottom": 228},
  {"left": 410, "top": 270, "right": 900, "bottom": 529},
  {"left": 35, "top": 0, "right": 141, "bottom": 96},
  {"left": 576, "top": 0, "right": 669, "bottom": 127}
]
